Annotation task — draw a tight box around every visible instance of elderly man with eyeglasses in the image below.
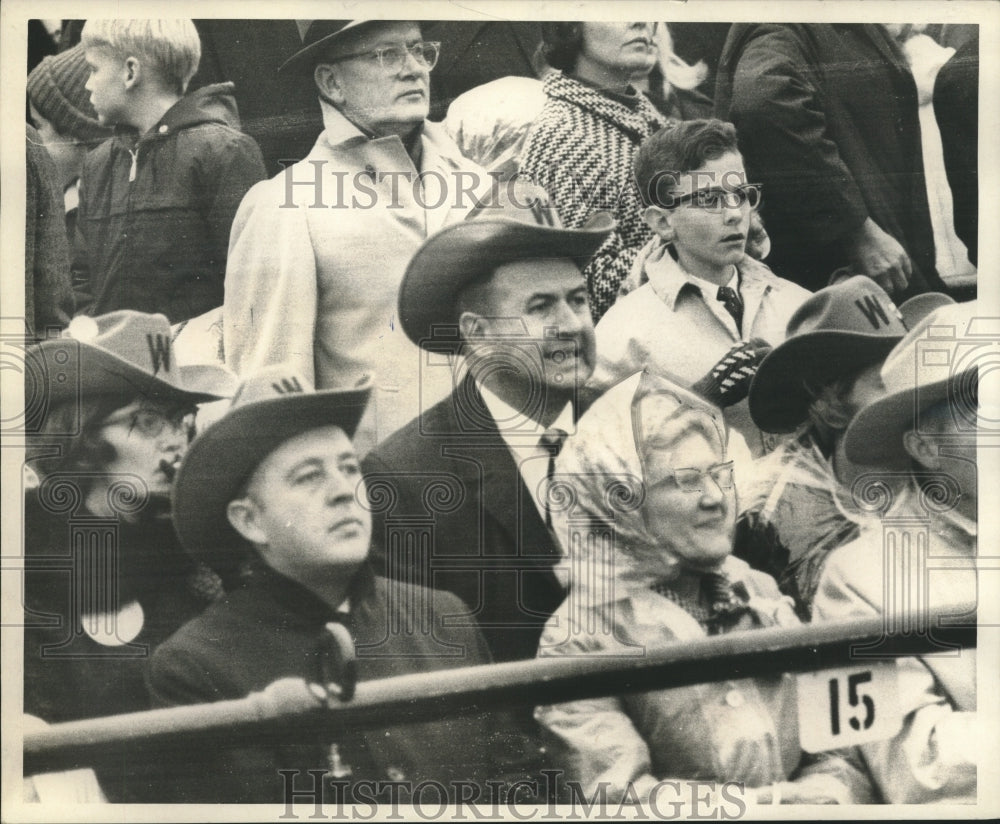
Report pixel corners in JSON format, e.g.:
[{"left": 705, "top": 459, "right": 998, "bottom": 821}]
[{"left": 223, "top": 21, "right": 491, "bottom": 456}]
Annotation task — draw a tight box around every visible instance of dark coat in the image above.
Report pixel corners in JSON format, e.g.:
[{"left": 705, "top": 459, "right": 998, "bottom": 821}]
[
  {"left": 25, "top": 125, "right": 73, "bottom": 338},
  {"left": 73, "top": 82, "right": 266, "bottom": 322},
  {"left": 148, "top": 563, "right": 542, "bottom": 803},
  {"left": 934, "top": 32, "right": 978, "bottom": 266},
  {"left": 715, "top": 24, "right": 944, "bottom": 296},
  {"left": 362, "top": 377, "right": 571, "bottom": 664},
  {"left": 22, "top": 487, "right": 220, "bottom": 801}
]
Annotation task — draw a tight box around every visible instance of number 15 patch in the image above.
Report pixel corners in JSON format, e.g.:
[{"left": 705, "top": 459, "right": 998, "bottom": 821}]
[{"left": 797, "top": 661, "right": 902, "bottom": 752}]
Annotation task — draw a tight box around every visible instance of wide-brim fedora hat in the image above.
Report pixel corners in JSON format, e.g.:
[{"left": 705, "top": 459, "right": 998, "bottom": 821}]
[
  {"left": 398, "top": 181, "right": 615, "bottom": 349},
  {"left": 172, "top": 365, "right": 371, "bottom": 573},
  {"left": 28, "top": 312, "right": 230, "bottom": 410},
  {"left": 278, "top": 20, "right": 389, "bottom": 75},
  {"left": 749, "top": 277, "right": 954, "bottom": 433},
  {"left": 845, "top": 300, "right": 982, "bottom": 467}
]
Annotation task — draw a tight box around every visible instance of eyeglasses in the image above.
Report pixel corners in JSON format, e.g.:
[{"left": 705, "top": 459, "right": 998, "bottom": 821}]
[
  {"left": 665, "top": 184, "right": 762, "bottom": 212},
  {"left": 328, "top": 41, "right": 441, "bottom": 73},
  {"left": 102, "top": 408, "right": 195, "bottom": 439},
  {"left": 662, "top": 461, "right": 735, "bottom": 494}
]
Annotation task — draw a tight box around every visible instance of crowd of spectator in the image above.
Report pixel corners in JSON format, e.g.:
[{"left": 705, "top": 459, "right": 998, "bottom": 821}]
[{"left": 20, "top": 17, "right": 982, "bottom": 808}]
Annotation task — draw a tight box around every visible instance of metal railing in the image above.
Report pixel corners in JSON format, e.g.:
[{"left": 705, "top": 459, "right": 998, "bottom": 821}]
[{"left": 23, "top": 602, "right": 977, "bottom": 776}]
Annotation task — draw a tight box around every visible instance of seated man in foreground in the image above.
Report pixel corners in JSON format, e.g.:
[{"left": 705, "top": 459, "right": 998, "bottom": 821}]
[{"left": 149, "top": 366, "right": 541, "bottom": 802}]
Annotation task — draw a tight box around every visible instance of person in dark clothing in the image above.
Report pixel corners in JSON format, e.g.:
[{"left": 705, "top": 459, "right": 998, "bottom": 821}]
[
  {"left": 933, "top": 31, "right": 978, "bottom": 267},
  {"left": 22, "top": 310, "right": 228, "bottom": 801},
  {"left": 716, "top": 24, "right": 946, "bottom": 299},
  {"left": 150, "top": 366, "right": 545, "bottom": 803},
  {"left": 365, "top": 183, "right": 613, "bottom": 664},
  {"left": 72, "top": 19, "right": 266, "bottom": 322},
  {"left": 25, "top": 125, "right": 74, "bottom": 338}
]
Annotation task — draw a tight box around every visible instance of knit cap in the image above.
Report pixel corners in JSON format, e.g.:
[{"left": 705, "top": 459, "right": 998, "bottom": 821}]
[{"left": 27, "top": 44, "right": 111, "bottom": 144}]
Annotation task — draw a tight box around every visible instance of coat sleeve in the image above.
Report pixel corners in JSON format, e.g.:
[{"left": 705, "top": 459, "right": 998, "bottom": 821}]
[
  {"left": 812, "top": 546, "right": 977, "bottom": 803},
  {"left": 722, "top": 25, "right": 870, "bottom": 248},
  {"left": 25, "top": 130, "right": 73, "bottom": 336},
  {"left": 222, "top": 178, "right": 318, "bottom": 382}
]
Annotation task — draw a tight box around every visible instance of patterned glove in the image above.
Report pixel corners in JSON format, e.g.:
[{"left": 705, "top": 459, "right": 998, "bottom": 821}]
[{"left": 691, "top": 338, "right": 772, "bottom": 408}]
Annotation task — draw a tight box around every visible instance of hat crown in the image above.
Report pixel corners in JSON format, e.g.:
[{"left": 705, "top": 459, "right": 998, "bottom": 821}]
[
  {"left": 27, "top": 44, "right": 110, "bottom": 142},
  {"left": 880, "top": 300, "right": 982, "bottom": 395},
  {"left": 228, "top": 365, "right": 317, "bottom": 409},
  {"left": 464, "top": 179, "right": 569, "bottom": 229},
  {"left": 786, "top": 276, "right": 906, "bottom": 340},
  {"left": 65, "top": 310, "right": 180, "bottom": 381}
]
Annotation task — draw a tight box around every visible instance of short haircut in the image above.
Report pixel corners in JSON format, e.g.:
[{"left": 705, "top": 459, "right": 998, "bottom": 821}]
[
  {"left": 540, "top": 22, "right": 584, "bottom": 73},
  {"left": 81, "top": 19, "right": 202, "bottom": 95},
  {"left": 634, "top": 119, "right": 741, "bottom": 207}
]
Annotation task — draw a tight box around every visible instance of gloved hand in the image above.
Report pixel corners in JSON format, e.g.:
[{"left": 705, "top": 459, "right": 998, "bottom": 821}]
[{"left": 691, "top": 338, "right": 772, "bottom": 408}]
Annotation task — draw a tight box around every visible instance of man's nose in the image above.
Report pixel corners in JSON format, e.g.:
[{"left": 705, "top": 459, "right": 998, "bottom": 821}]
[
  {"left": 398, "top": 48, "right": 426, "bottom": 77},
  {"left": 324, "top": 471, "right": 356, "bottom": 504}
]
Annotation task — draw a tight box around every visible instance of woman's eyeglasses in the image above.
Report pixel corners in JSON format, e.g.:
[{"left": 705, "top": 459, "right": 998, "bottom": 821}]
[
  {"left": 665, "top": 183, "right": 762, "bottom": 212},
  {"left": 102, "top": 408, "right": 195, "bottom": 439},
  {"left": 328, "top": 41, "right": 441, "bottom": 73},
  {"left": 663, "top": 461, "right": 735, "bottom": 494}
]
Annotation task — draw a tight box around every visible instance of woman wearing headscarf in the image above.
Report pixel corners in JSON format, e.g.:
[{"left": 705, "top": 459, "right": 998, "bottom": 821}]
[
  {"left": 535, "top": 371, "right": 873, "bottom": 805},
  {"left": 22, "top": 311, "right": 231, "bottom": 801}
]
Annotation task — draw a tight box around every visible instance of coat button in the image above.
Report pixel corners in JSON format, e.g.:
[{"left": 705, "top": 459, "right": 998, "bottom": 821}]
[
  {"left": 725, "top": 689, "right": 744, "bottom": 708},
  {"left": 158, "top": 124, "right": 168, "bottom": 133},
  {"left": 386, "top": 766, "right": 406, "bottom": 782}
]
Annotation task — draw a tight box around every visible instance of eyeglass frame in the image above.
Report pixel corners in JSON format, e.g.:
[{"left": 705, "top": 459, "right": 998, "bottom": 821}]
[
  {"left": 321, "top": 41, "right": 441, "bottom": 73},
  {"left": 660, "top": 183, "right": 763, "bottom": 212},
  {"left": 101, "top": 407, "right": 196, "bottom": 440},
  {"left": 658, "top": 461, "right": 735, "bottom": 494}
]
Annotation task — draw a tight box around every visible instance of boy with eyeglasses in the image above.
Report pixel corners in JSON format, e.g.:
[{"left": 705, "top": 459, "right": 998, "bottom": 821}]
[
  {"left": 223, "top": 20, "right": 490, "bottom": 457},
  {"left": 590, "top": 119, "right": 811, "bottom": 458}
]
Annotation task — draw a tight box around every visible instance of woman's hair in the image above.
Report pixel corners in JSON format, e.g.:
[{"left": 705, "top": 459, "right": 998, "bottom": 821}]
[
  {"left": 803, "top": 371, "right": 869, "bottom": 454},
  {"left": 81, "top": 19, "right": 202, "bottom": 96},
  {"left": 633, "top": 119, "right": 741, "bottom": 207},
  {"left": 552, "top": 371, "right": 728, "bottom": 593},
  {"left": 29, "top": 395, "right": 128, "bottom": 482},
  {"left": 539, "top": 23, "right": 585, "bottom": 73}
]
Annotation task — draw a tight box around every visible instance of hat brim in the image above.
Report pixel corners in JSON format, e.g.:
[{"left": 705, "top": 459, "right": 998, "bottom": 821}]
[
  {"left": 749, "top": 332, "right": 904, "bottom": 433},
  {"left": 277, "top": 20, "right": 383, "bottom": 75},
  {"left": 844, "top": 373, "right": 970, "bottom": 467},
  {"left": 399, "top": 214, "right": 615, "bottom": 348},
  {"left": 172, "top": 387, "right": 370, "bottom": 573},
  {"left": 30, "top": 339, "right": 226, "bottom": 408}
]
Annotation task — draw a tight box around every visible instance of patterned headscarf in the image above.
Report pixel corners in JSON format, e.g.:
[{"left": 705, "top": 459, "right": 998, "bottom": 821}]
[{"left": 551, "top": 370, "right": 728, "bottom": 595}]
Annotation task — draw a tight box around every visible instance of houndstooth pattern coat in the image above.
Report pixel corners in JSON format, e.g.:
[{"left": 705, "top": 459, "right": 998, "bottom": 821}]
[{"left": 518, "top": 71, "right": 670, "bottom": 321}]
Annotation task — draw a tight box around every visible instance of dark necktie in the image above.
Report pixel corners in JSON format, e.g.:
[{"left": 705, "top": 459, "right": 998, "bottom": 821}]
[
  {"left": 717, "top": 285, "right": 744, "bottom": 332},
  {"left": 538, "top": 427, "right": 568, "bottom": 529}
]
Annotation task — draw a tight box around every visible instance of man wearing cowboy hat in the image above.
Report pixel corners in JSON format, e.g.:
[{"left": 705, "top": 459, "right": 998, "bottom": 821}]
[
  {"left": 148, "top": 366, "right": 541, "bottom": 803},
  {"left": 812, "top": 300, "right": 982, "bottom": 803},
  {"left": 362, "top": 183, "right": 613, "bottom": 664},
  {"left": 223, "top": 20, "right": 490, "bottom": 457},
  {"left": 735, "top": 276, "right": 954, "bottom": 617}
]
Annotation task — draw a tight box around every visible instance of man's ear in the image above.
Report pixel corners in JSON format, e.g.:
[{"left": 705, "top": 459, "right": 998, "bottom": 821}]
[
  {"left": 902, "top": 430, "right": 940, "bottom": 469},
  {"left": 227, "top": 497, "right": 267, "bottom": 546},
  {"left": 643, "top": 205, "right": 675, "bottom": 243},
  {"left": 314, "top": 64, "right": 345, "bottom": 105},
  {"left": 459, "top": 310, "right": 490, "bottom": 341},
  {"left": 123, "top": 56, "right": 141, "bottom": 90}
]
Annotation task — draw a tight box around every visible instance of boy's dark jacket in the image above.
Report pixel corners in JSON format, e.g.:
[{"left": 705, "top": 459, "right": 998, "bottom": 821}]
[{"left": 73, "top": 82, "right": 266, "bottom": 322}]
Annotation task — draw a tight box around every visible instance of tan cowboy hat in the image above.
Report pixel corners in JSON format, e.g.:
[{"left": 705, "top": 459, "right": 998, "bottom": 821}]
[
  {"left": 28, "top": 312, "right": 231, "bottom": 410},
  {"left": 398, "top": 181, "right": 615, "bottom": 349},
  {"left": 278, "top": 20, "right": 389, "bottom": 75},
  {"left": 749, "top": 277, "right": 954, "bottom": 433},
  {"left": 845, "top": 300, "right": 983, "bottom": 467},
  {"left": 172, "top": 365, "right": 371, "bottom": 573}
]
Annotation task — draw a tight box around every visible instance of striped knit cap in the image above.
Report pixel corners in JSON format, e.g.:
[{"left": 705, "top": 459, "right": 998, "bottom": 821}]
[{"left": 27, "top": 44, "right": 111, "bottom": 144}]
